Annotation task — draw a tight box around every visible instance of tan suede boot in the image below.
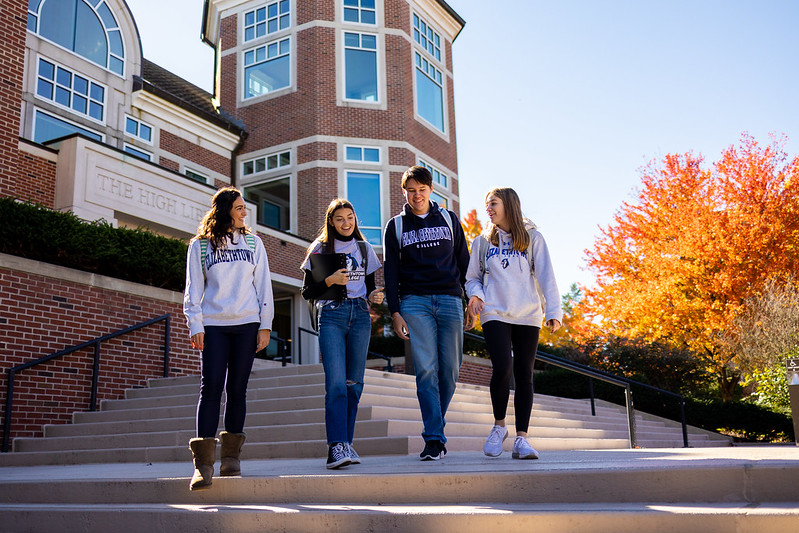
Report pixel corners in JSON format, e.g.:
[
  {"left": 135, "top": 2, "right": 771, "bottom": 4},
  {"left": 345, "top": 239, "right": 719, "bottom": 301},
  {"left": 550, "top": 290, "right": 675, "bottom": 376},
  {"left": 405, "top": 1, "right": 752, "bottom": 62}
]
[
  {"left": 219, "top": 431, "right": 246, "bottom": 476},
  {"left": 189, "top": 437, "right": 217, "bottom": 491}
]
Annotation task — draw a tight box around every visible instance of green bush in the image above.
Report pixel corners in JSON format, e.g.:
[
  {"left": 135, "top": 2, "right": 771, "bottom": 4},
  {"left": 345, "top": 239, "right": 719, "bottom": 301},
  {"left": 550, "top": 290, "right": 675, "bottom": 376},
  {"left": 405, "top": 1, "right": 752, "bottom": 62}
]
[
  {"left": 0, "top": 197, "right": 188, "bottom": 291},
  {"left": 534, "top": 367, "right": 794, "bottom": 442}
]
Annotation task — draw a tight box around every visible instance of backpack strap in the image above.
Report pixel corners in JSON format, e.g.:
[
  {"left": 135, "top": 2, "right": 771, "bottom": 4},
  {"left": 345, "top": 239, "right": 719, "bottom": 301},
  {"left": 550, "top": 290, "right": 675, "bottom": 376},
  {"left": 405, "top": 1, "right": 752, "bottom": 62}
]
[
  {"left": 357, "top": 240, "right": 369, "bottom": 272},
  {"left": 394, "top": 206, "right": 454, "bottom": 251},
  {"left": 526, "top": 228, "right": 535, "bottom": 274},
  {"left": 245, "top": 233, "right": 257, "bottom": 253},
  {"left": 478, "top": 236, "right": 489, "bottom": 284}
]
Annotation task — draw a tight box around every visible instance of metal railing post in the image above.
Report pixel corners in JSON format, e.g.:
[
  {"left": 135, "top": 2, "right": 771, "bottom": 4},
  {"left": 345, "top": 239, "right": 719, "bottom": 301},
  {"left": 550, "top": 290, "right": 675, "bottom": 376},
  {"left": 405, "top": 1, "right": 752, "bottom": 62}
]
[
  {"left": 163, "top": 315, "right": 171, "bottom": 377},
  {"left": 2, "top": 371, "right": 16, "bottom": 453},
  {"left": 90, "top": 342, "right": 101, "bottom": 411},
  {"left": 625, "top": 385, "right": 637, "bottom": 448}
]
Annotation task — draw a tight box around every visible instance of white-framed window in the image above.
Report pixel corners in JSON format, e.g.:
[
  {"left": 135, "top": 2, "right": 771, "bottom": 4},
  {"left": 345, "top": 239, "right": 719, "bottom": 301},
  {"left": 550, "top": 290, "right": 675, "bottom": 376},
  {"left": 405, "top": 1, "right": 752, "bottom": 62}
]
[
  {"left": 414, "top": 51, "right": 444, "bottom": 131},
  {"left": 242, "top": 149, "right": 291, "bottom": 176},
  {"left": 36, "top": 57, "right": 105, "bottom": 123},
  {"left": 412, "top": 12, "right": 441, "bottom": 63},
  {"left": 346, "top": 170, "right": 382, "bottom": 245},
  {"left": 185, "top": 168, "right": 209, "bottom": 184},
  {"left": 243, "top": 37, "right": 291, "bottom": 99},
  {"left": 344, "top": 32, "right": 378, "bottom": 102},
  {"left": 33, "top": 108, "right": 103, "bottom": 144},
  {"left": 431, "top": 191, "right": 449, "bottom": 209},
  {"left": 124, "top": 116, "right": 153, "bottom": 144},
  {"left": 28, "top": 0, "right": 125, "bottom": 76},
  {"left": 345, "top": 145, "right": 380, "bottom": 163},
  {"left": 123, "top": 143, "right": 152, "bottom": 161},
  {"left": 343, "top": 0, "right": 376, "bottom": 25},
  {"left": 245, "top": 176, "right": 291, "bottom": 231},
  {"left": 419, "top": 159, "right": 447, "bottom": 189},
  {"left": 244, "top": 0, "right": 290, "bottom": 42}
]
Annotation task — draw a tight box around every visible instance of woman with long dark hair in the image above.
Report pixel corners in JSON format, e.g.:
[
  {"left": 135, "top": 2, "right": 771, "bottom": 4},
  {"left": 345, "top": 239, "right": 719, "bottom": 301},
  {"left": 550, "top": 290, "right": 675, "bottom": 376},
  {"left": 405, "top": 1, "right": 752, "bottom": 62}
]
[
  {"left": 301, "top": 198, "right": 383, "bottom": 468},
  {"left": 465, "top": 187, "right": 562, "bottom": 460},
  {"left": 184, "top": 187, "right": 273, "bottom": 490}
]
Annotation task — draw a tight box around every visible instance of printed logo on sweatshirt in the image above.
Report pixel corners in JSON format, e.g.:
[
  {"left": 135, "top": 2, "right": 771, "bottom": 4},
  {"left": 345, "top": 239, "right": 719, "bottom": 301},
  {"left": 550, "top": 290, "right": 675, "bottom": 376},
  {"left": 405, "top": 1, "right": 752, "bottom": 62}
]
[
  {"left": 205, "top": 248, "right": 255, "bottom": 270},
  {"left": 345, "top": 253, "right": 365, "bottom": 282},
  {"left": 486, "top": 246, "right": 528, "bottom": 261},
  {"left": 401, "top": 226, "right": 452, "bottom": 248}
]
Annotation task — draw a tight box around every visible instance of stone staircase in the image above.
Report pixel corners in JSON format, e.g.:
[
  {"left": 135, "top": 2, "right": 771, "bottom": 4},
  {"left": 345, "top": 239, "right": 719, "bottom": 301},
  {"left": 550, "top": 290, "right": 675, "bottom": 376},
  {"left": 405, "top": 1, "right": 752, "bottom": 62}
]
[{"left": 1, "top": 363, "right": 730, "bottom": 466}]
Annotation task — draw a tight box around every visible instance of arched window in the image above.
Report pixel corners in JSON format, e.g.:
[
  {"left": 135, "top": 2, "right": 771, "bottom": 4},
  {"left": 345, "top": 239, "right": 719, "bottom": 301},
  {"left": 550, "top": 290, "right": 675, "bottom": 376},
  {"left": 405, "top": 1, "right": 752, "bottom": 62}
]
[{"left": 28, "top": 0, "right": 125, "bottom": 76}]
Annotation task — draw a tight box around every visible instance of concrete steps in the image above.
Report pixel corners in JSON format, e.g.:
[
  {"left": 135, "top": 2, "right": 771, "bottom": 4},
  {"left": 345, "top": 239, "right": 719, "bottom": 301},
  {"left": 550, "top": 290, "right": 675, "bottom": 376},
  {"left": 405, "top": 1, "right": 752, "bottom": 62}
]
[
  {"left": 1, "top": 364, "right": 731, "bottom": 467},
  {"left": 0, "top": 448, "right": 796, "bottom": 532}
]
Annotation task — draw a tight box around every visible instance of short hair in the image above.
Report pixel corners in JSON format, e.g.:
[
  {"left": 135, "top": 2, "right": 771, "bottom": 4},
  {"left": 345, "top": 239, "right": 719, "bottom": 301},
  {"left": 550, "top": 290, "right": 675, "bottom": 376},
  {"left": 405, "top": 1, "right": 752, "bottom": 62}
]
[{"left": 401, "top": 165, "right": 433, "bottom": 188}]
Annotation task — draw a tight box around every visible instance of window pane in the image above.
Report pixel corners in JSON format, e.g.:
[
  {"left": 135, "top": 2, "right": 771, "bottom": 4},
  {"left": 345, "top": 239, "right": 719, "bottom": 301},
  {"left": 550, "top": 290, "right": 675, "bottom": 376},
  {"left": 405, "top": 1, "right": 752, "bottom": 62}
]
[
  {"left": 246, "top": 177, "right": 290, "bottom": 231},
  {"left": 34, "top": 110, "right": 102, "bottom": 144},
  {"left": 279, "top": 0, "right": 289, "bottom": 13},
  {"left": 346, "top": 146, "right": 361, "bottom": 160},
  {"left": 124, "top": 145, "right": 151, "bottom": 161},
  {"left": 96, "top": 2, "right": 118, "bottom": 29},
  {"left": 28, "top": 13, "right": 37, "bottom": 32},
  {"left": 255, "top": 159, "right": 266, "bottom": 173},
  {"left": 73, "top": 75, "right": 88, "bottom": 95},
  {"left": 108, "top": 29, "right": 123, "bottom": 56},
  {"left": 140, "top": 124, "right": 152, "bottom": 142},
  {"left": 416, "top": 69, "right": 444, "bottom": 131},
  {"left": 89, "top": 101, "right": 103, "bottom": 121},
  {"left": 75, "top": 1, "right": 107, "bottom": 67},
  {"left": 362, "top": 11, "right": 375, "bottom": 24},
  {"left": 267, "top": 155, "right": 277, "bottom": 169},
  {"left": 39, "top": 59, "right": 55, "bottom": 80},
  {"left": 344, "top": 8, "right": 358, "bottom": 22},
  {"left": 36, "top": 79, "right": 54, "bottom": 99},
  {"left": 72, "top": 94, "right": 87, "bottom": 113},
  {"left": 109, "top": 56, "right": 123, "bottom": 75},
  {"left": 345, "top": 48, "right": 377, "bottom": 101},
  {"left": 245, "top": 55, "right": 290, "bottom": 98},
  {"left": 245, "top": 11, "right": 254, "bottom": 25},
  {"left": 364, "top": 148, "right": 379, "bottom": 162},
  {"left": 344, "top": 32, "right": 359, "bottom": 47},
  {"left": 363, "top": 0, "right": 376, "bottom": 8},
  {"left": 56, "top": 67, "right": 72, "bottom": 87},
  {"left": 55, "top": 86, "right": 71, "bottom": 107},
  {"left": 39, "top": 0, "right": 77, "bottom": 51},
  {"left": 279, "top": 14, "right": 289, "bottom": 29},
  {"left": 90, "top": 84, "right": 104, "bottom": 101},
  {"left": 344, "top": 0, "right": 359, "bottom": 6},
  {"left": 279, "top": 151, "right": 290, "bottom": 166},
  {"left": 362, "top": 34, "right": 376, "bottom": 49},
  {"left": 347, "top": 171, "right": 380, "bottom": 228},
  {"left": 125, "top": 117, "right": 138, "bottom": 135}
]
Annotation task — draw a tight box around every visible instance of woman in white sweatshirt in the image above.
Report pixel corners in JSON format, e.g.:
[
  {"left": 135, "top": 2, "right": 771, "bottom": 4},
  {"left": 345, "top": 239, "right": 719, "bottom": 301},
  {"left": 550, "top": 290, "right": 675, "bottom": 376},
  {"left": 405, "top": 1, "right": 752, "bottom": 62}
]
[
  {"left": 465, "top": 187, "right": 562, "bottom": 460},
  {"left": 183, "top": 187, "right": 274, "bottom": 490}
]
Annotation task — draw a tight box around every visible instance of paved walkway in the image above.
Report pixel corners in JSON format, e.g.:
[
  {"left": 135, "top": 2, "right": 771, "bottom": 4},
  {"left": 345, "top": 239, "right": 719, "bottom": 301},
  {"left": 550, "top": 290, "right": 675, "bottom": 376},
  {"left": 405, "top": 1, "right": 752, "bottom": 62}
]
[{"left": 1, "top": 445, "right": 797, "bottom": 482}]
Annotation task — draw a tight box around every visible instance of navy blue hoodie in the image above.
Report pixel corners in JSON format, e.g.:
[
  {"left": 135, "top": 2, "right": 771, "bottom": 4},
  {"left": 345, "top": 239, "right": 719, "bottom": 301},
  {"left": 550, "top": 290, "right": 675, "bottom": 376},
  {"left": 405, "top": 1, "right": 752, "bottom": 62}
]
[{"left": 383, "top": 201, "right": 470, "bottom": 315}]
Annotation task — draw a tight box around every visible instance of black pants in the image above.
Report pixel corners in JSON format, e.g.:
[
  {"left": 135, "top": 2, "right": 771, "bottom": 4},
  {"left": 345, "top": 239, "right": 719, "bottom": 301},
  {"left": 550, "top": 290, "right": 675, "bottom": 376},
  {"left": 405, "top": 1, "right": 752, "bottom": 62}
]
[
  {"left": 482, "top": 320, "right": 541, "bottom": 433},
  {"left": 196, "top": 322, "right": 259, "bottom": 438}
]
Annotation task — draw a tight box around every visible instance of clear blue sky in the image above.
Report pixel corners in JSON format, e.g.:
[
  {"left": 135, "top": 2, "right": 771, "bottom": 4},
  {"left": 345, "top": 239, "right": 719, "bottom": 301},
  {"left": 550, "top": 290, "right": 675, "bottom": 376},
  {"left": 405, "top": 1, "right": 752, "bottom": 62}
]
[{"left": 128, "top": 0, "right": 799, "bottom": 293}]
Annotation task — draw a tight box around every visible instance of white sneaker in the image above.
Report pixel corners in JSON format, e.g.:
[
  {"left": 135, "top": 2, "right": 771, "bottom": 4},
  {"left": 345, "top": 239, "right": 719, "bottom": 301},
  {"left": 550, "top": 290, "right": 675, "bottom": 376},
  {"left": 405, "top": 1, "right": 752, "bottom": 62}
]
[
  {"left": 512, "top": 436, "right": 539, "bottom": 460},
  {"left": 483, "top": 425, "right": 508, "bottom": 457},
  {"left": 347, "top": 443, "right": 361, "bottom": 464}
]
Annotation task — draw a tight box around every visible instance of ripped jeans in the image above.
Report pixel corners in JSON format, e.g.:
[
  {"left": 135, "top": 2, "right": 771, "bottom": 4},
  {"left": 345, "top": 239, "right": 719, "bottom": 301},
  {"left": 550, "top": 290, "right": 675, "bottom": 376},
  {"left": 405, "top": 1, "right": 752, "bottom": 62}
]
[{"left": 318, "top": 298, "right": 371, "bottom": 444}]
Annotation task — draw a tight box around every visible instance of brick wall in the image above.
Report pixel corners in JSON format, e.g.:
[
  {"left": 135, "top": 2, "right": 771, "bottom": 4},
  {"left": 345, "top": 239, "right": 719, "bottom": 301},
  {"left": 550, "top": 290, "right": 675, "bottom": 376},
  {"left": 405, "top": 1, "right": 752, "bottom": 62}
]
[
  {"left": 16, "top": 147, "right": 58, "bottom": 207},
  {"left": 256, "top": 231, "right": 307, "bottom": 279},
  {"left": 0, "top": 1, "right": 27, "bottom": 197},
  {"left": 0, "top": 256, "right": 198, "bottom": 447},
  {"left": 159, "top": 131, "right": 230, "bottom": 177}
]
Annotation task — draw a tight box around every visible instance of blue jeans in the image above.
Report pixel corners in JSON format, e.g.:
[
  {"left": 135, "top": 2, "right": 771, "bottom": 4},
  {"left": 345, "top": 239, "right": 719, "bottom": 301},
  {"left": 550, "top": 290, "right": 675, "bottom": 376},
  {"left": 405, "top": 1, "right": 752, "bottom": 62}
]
[
  {"left": 196, "top": 322, "right": 259, "bottom": 438},
  {"left": 319, "top": 298, "right": 371, "bottom": 444},
  {"left": 400, "top": 294, "right": 464, "bottom": 444}
]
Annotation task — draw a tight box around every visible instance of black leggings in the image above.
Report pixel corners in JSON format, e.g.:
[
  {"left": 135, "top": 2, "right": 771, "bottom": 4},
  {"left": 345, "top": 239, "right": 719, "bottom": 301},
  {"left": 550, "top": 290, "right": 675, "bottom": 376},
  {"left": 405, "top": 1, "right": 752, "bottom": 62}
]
[{"left": 482, "top": 320, "right": 540, "bottom": 433}]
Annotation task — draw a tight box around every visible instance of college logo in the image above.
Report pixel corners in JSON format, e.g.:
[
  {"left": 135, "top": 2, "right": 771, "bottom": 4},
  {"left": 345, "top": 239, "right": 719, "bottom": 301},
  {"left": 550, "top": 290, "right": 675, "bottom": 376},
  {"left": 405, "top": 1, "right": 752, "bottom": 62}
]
[{"left": 501, "top": 258, "right": 510, "bottom": 269}]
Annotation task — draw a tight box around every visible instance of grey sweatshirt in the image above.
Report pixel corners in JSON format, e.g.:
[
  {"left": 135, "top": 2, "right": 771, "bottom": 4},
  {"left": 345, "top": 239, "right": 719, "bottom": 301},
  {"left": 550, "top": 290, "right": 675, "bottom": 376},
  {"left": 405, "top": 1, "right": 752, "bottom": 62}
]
[
  {"left": 465, "top": 223, "right": 563, "bottom": 327},
  {"left": 183, "top": 231, "right": 274, "bottom": 336}
]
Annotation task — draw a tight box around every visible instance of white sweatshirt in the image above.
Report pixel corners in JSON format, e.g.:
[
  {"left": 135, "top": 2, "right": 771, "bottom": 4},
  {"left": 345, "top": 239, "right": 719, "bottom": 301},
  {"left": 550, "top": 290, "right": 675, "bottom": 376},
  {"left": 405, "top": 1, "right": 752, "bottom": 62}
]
[
  {"left": 465, "top": 223, "right": 563, "bottom": 327},
  {"left": 183, "top": 231, "right": 274, "bottom": 336}
]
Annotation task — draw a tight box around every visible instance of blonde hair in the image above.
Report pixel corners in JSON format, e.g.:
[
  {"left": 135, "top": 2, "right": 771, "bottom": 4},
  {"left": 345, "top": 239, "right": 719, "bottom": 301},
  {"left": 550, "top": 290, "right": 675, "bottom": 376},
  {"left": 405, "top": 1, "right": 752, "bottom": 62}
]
[{"left": 485, "top": 187, "right": 530, "bottom": 252}]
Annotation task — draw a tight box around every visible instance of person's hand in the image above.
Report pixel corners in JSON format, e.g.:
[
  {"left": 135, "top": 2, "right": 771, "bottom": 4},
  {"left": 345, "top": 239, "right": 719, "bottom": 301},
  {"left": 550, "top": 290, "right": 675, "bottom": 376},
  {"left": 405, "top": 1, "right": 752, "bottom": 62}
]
[
  {"left": 467, "top": 296, "right": 484, "bottom": 317},
  {"left": 369, "top": 287, "right": 385, "bottom": 305},
  {"left": 326, "top": 268, "right": 349, "bottom": 286},
  {"left": 392, "top": 313, "right": 410, "bottom": 340},
  {"left": 190, "top": 332, "right": 204, "bottom": 351},
  {"left": 257, "top": 329, "right": 271, "bottom": 351},
  {"left": 546, "top": 319, "right": 562, "bottom": 334},
  {"left": 464, "top": 308, "right": 477, "bottom": 331}
]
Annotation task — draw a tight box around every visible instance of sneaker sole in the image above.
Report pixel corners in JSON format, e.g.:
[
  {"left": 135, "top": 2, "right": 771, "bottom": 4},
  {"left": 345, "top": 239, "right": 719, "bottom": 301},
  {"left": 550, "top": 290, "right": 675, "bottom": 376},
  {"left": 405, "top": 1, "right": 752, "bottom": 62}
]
[
  {"left": 326, "top": 458, "right": 352, "bottom": 469},
  {"left": 420, "top": 453, "right": 443, "bottom": 461},
  {"left": 512, "top": 452, "right": 540, "bottom": 460}
]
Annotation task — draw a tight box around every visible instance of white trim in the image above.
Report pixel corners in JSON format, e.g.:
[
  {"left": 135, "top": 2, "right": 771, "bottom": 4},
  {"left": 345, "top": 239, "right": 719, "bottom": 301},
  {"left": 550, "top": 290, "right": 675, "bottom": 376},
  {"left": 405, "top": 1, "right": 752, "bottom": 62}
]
[
  {"left": 343, "top": 144, "right": 381, "bottom": 164},
  {"left": 341, "top": 30, "right": 382, "bottom": 105},
  {"left": 34, "top": 54, "right": 107, "bottom": 126},
  {"left": 124, "top": 114, "right": 154, "bottom": 145}
]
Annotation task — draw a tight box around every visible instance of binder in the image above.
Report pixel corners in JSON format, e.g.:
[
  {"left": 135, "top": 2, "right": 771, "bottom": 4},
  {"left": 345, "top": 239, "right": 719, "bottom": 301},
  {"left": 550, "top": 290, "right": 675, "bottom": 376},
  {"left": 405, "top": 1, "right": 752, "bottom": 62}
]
[{"left": 308, "top": 253, "right": 348, "bottom": 300}]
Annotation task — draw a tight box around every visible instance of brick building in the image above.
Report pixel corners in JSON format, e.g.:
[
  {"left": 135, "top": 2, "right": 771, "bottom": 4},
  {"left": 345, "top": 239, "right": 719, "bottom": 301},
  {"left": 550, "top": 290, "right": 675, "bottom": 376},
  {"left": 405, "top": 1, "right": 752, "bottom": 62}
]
[{"left": 2, "top": 0, "right": 465, "bottom": 365}]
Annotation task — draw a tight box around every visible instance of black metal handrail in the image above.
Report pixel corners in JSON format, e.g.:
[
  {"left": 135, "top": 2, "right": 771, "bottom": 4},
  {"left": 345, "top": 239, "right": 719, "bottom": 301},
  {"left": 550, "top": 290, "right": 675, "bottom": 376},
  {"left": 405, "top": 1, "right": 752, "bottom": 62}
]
[
  {"left": 258, "top": 333, "right": 291, "bottom": 366},
  {"left": 297, "top": 326, "right": 394, "bottom": 372},
  {"left": 465, "top": 331, "right": 689, "bottom": 448},
  {"left": 2, "top": 314, "right": 171, "bottom": 453}
]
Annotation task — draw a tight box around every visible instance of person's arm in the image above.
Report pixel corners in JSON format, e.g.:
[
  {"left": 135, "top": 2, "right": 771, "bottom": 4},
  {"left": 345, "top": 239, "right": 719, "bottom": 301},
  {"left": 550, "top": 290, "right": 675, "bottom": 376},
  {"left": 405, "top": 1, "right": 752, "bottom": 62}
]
[
  {"left": 450, "top": 210, "right": 470, "bottom": 289},
  {"left": 382, "top": 217, "right": 408, "bottom": 339},
  {"left": 253, "top": 237, "right": 274, "bottom": 348},
  {"left": 301, "top": 268, "right": 332, "bottom": 301},
  {"left": 183, "top": 239, "right": 205, "bottom": 344},
  {"left": 531, "top": 230, "right": 563, "bottom": 326},
  {"left": 464, "top": 236, "right": 486, "bottom": 329}
]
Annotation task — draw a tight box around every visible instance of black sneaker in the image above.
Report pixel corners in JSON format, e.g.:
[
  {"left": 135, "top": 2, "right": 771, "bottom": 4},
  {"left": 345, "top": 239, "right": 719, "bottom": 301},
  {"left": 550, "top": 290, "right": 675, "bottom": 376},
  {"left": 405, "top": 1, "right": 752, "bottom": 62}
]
[
  {"left": 326, "top": 442, "right": 351, "bottom": 469},
  {"left": 420, "top": 440, "right": 446, "bottom": 461}
]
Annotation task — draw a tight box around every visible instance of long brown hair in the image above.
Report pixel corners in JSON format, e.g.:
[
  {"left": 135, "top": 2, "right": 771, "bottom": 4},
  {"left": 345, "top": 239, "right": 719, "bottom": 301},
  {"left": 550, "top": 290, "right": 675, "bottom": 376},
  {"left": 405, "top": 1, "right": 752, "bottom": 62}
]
[
  {"left": 195, "top": 186, "right": 249, "bottom": 250},
  {"left": 486, "top": 187, "right": 530, "bottom": 252},
  {"left": 304, "top": 198, "right": 366, "bottom": 259}
]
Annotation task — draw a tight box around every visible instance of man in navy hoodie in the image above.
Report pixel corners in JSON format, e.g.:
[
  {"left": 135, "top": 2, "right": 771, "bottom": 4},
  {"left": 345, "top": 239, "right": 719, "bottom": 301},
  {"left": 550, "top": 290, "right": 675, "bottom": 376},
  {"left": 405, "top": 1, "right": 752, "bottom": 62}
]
[{"left": 383, "top": 165, "right": 470, "bottom": 460}]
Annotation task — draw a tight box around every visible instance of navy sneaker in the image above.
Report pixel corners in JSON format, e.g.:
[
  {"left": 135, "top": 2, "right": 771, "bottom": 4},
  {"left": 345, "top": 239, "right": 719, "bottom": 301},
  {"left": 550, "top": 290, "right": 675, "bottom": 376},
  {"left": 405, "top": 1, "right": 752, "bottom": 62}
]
[
  {"left": 420, "top": 440, "right": 446, "bottom": 461},
  {"left": 326, "top": 442, "right": 351, "bottom": 469}
]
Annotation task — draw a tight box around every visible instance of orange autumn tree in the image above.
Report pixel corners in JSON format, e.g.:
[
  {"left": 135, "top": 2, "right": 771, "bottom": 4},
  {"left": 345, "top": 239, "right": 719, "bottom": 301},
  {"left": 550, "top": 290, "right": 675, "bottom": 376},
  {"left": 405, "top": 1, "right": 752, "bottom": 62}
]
[
  {"left": 582, "top": 134, "right": 799, "bottom": 401},
  {"left": 461, "top": 208, "right": 483, "bottom": 250}
]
